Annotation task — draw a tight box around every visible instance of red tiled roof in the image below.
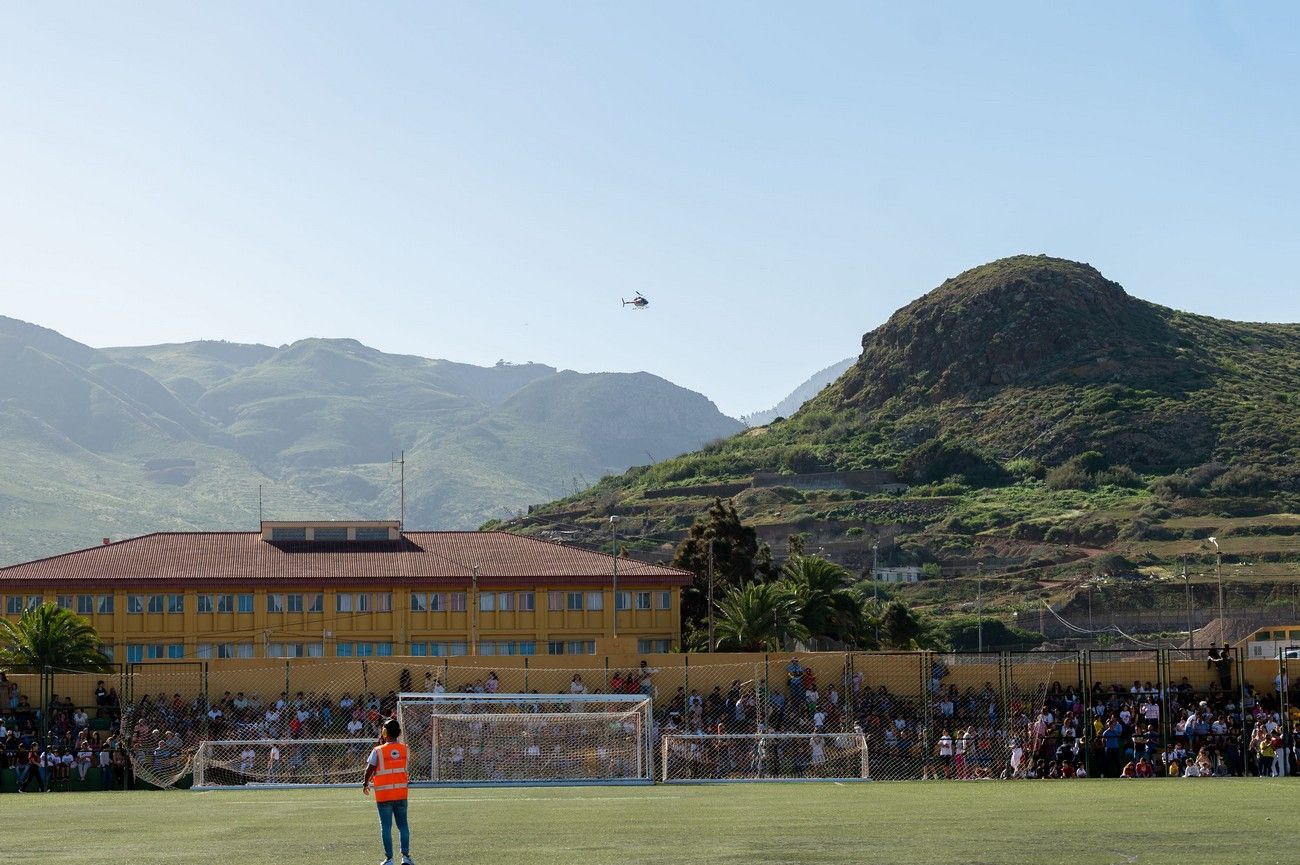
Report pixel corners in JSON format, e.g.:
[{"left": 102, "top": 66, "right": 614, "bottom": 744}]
[{"left": 0, "top": 532, "right": 692, "bottom": 589}]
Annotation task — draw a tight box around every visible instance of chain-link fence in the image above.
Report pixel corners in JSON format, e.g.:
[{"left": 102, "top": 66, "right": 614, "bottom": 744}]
[{"left": 5, "top": 649, "right": 1297, "bottom": 789}]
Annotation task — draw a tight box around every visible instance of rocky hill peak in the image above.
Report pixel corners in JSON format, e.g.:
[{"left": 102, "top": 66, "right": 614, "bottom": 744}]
[{"left": 833, "top": 255, "right": 1195, "bottom": 409}]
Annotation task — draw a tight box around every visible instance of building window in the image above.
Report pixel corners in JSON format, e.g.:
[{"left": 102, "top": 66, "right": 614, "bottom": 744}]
[
  {"left": 25, "top": 596, "right": 42, "bottom": 611},
  {"left": 98, "top": 595, "right": 114, "bottom": 614},
  {"left": 127, "top": 595, "right": 144, "bottom": 614},
  {"left": 478, "top": 593, "right": 495, "bottom": 612},
  {"left": 585, "top": 591, "right": 603, "bottom": 611},
  {"left": 146, "top": 594, "right": 165, "bottom": 614},
  {"left": 146, "top": 644, "right": 165, "bottom": 660},
  {"left": 656, "top": 591, "right": 671, "bottom": 610},
  {"left": 57, "top": 595, "right": 74, "bottom": 610},
  {"left": 451, "top": 592, "right": 467, "bottom": 612},
  {"left": 336, "top": 593, "right": 353, "bottom": 613},
  {"left": 126, "top": 645, "right": 144, "bottom": 664},
  {"left": 518, "top": 641, "right": 536, "bottom": 656},
  {"left": 308, "top": 593, "right": 323, "bottom": 613},
  {"left": 566, "top": 592, "right": 584, "bottom": 611},
  {"left": 336, "top": 642, "right": 354, "bottom": 658},
  {"left": 479, "top": 641, "right": 497, "bottom": 656},
  {"left": 409, "top": 642, "right": 428, "bottom": 657},
  {"left": 370, "top": 593, "right": 392, "bottom": 612},
  {"left": 101, "top": 645, "right": 114, "bottom": 661},
  {"left": 429, "top": 592, "right": 450, "bottom": 612},
  {"left": 167, "top": 594, "right": 184, "bottom": 614},
  {"left": 636, "top": 591, "right": 652, "bottom": 610},
  {"left": 356, "top": 527, "right": 389, "bottom": 541},
  {"left": 616, "top": 591, "right": 631, "bottom": 611},
  {"left": 637, "top": 638, "right": 672, "bottom": 653},
  {"left": 6, "top": 597, "right": 22, "bottom": 615},
  {"left": 267, "top": 594, "right": 285, "bottom": 614},
  {"left": 287, "top": 594, "right": 304, "bottom": 613},
  {"left": 566, "top": 640, "right": 596, "bottom": 655},
  {"left": 237, "top": 643, "right": 254, "bottom": 659},
  {"left": 547, "top": 640, "right": 565, "bottom": 655},
  {"left": 548, "top": 591, "right": 564, "bottom": 612},
  {"left": 448, "top": 641, "right": 468, "bottom": 656},
  {"left": 517, "top": 592, "right": 535, "bottom": 612},
  {"left": 77, "top": 595, "right": 94, "bottom": 615},
  {"left": 197, "top": 594, "right": 213, "bottom": 613},
  {"left": 237, "top": 594, "right": 254, "bottom": 613},
  {"left": 411, "top": 592, "right": 427, "bottom": 612},
  {"left": 216, "top": 594, "right": 235, "bottom": 613},
  {"left": 313, "top": 527, "right": 347, "bottom": 541},
  {"left": 167, "top": 644, "right": 185, "bottom": 659},
  {"left": 196, "top": 644, "right": 213, "bottom": 660},
  {"left": 497, "top": 592, "right": 513, "bottom": 612},
  {"left": 271, "top": 527, "right": 306, "bottom": 541}
]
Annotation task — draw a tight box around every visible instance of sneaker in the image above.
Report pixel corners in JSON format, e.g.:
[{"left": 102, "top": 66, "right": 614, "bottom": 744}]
[
  {"left": 402, "top": 857, "right": 415, "bottom": 865},
  {"left": 380, "top": 859, "right": 393, "bottom": 865}
]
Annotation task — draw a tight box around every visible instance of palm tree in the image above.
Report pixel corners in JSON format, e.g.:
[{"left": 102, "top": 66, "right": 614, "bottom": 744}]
[
  {"left": 779, "top": 555, "right": 862, "bottom": 646},
  {"left": 712, "top": 582, "right": 810, "bottom": 652},
  {"left": 0, "top": 602, "right": 112, "bottom": 671}
]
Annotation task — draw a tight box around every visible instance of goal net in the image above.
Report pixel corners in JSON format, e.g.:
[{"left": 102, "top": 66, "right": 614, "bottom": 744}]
[
  {"left": 192, "top": 738, "right": 375, "bottom": 789},
  {"left": 396, "top": 692, "right": 653, "bottom": 786},
  {"left": 661, "top": 732, "right": 870, "bottom": 783}
]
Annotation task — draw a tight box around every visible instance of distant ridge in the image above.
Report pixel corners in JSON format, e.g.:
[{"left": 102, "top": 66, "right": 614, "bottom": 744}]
[{"left": 741, "top": 357, "right": 854, "bottom": 427}]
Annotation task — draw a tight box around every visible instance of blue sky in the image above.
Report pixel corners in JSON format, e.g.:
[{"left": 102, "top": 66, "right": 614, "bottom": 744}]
[{"left": 1, "top": 2, "right": 1296, "bottom": 417}]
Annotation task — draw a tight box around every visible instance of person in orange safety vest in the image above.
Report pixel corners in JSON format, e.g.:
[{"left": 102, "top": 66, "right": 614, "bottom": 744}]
[{"left": 363, "top": 717, "right": 413, "bottom": 865}]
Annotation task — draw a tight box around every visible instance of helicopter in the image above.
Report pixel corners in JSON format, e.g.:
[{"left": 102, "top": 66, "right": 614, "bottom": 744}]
[{"left": 622, "top": 292, "right": 650, "bottom": 309}]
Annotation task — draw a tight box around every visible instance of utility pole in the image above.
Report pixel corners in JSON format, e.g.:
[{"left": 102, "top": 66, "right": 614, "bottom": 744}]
[
  {"left": 1183, "top": 554, "right": 1193, "bottom": 649},
  {"left": 707, "top": 538, "right": 715, "bottom": 652},
  {"left": 977, "top": 567, "right": 983, "bottom": 653},
  {"left": 610, "top": 516, "right": 619, "bottom": 640}
]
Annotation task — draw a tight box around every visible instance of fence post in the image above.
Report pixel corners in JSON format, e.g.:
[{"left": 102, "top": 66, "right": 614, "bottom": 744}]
[
  {"left": 284, "top": 660, "right": 291, "bottom": 703},
  {"left": 684, "top": 654, "right": 689, "bottom": 694},
  {"left": 524, "top": 656, "right": 530, "bottom": 693},
  {"left": 1080, "top": 651, "right": 1094, "bottom": 778}
]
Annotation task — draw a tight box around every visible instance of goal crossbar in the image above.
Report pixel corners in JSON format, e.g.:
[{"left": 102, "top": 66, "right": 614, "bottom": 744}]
[{"left": 192, "top": 738, "right": 376, "bottom": 790}]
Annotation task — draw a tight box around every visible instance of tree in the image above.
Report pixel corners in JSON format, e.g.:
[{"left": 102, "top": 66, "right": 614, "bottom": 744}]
[
  {"left": 0, "top": 602, "right": 112, "bottom": 671},
  {"left": 711, "top": 582, "right": 810, "bottom": 652},
  {"left": 672, "top": 498, "right": 773, "bottom": 628},
  {"left": 878, "top": 600, "right": 945, "bottom": 650},
  {"left": 779, "top": 555, "right": 861, "bottom": 646}
]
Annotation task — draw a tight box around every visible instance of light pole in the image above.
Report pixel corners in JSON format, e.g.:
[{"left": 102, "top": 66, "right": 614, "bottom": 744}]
[
  {"left": 871, "top": 542, "right": 880, "bottom": 645},
  {"left": 610, "top": 516, "right": 619, "bottom": 640},
  {"left": 1183, "top": 554, "right": 1193, "bottom": 649},
  {"left": 471, "top": 565, "right": 479, "bottom": 657},
  {"left": 707, "top": 537, "right": 715, "bottom": 653},
  {"left": 977, "top": 567, "right": 983, "bottom": 653},
  {"left": 1209, "top": 536, "right": 1223, "bottom": 633}
]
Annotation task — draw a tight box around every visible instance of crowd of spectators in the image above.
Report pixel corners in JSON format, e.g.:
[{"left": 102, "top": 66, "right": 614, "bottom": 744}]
[{"left": 1, "top": 673, "right": 128, "bottom": 792}]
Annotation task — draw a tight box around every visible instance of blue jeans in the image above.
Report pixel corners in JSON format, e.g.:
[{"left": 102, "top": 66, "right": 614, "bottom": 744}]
[{"left": 376, "top": 799, "right": 410, "bottom": 860}]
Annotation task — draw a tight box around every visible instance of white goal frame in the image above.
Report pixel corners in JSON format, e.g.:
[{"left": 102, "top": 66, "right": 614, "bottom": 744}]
[
  {"left": 192, "top": 738, "right": 376, "bottom": 790},
  {"left": 660, "top": 732, "right": 871, "bottom": 783},
  {"left": 397, "top": 691, "right": 654, "bottom": 787}
]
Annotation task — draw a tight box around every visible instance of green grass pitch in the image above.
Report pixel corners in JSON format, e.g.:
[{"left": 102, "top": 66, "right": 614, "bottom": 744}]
[{"left": 9, "top": 780, "right": 1299, "bottom": 865}]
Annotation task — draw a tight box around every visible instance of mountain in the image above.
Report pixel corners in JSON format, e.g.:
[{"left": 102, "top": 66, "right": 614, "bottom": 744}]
[
  {"left": 0, "top": 318, "right": 742, "bottom": 564},
  {"left": 507, "top": 256, "right": 1300, "bottom": 626},
  {"left": 741, "top": 357, "right": 854, "bottom": 427}
]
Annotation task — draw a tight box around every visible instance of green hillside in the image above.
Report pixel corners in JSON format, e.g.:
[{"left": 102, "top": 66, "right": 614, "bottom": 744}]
[
  {"left": 0, "top": 319, "right": 742, "bottom": 564},
  {"left": 506, "top": 256, "right": 1300, "bottom": 634}
]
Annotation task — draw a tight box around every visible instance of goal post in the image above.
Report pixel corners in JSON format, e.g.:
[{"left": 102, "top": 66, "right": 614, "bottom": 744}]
[
  {"left": 660, "top": 732, "right": 870, "bottom": 783},
  {"left": 192, "top": 738, "right": 376, "bottom": 789},
  {"left": 396, "top": 692, "right": 654, "bottom": 786}
]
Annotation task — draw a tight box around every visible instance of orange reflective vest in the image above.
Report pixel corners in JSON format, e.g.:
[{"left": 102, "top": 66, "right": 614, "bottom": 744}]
[{"left": 372, "top": 742, "right": 409, "bottom": 802}]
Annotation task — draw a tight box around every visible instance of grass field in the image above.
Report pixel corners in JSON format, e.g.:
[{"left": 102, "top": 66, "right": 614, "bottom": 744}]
[{"left": 8, "top": 780, "right": 1300, "bottom": 865}]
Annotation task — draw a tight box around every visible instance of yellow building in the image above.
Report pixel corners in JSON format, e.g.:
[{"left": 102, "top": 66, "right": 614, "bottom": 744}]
[{"left": 0, "top": 521, "right": 688, "bottom": 662}]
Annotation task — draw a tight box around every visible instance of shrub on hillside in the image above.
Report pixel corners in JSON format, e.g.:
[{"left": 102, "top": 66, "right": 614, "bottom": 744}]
[
  {"left": 899, "top": 439, "right": 1010, "bottom": 488},
  {"left": 1005, "top": 457, "right": 1046, "bottom": 481},
  {"left": 1045, "top": 463, "right": 1094, "bottom": 491},
  {"left": 1096, "top": 465, "right": 1143, "bottom": 488},
  {"left": 1206, "top": 465, "right": 1277, "bottom": 497}
]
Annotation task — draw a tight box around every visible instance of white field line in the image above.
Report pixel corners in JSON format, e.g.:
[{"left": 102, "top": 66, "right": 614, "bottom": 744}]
[{"left": 196, "top": 794, "right": 681, "bottom": 804}]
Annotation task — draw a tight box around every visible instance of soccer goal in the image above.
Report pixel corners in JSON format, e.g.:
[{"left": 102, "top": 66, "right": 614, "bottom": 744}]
[
  {"left": 192, "top": 738, "right": 376, "bottom": 789},
  {"left": 396, "top": 692, "right": 654, "bottom": 786},
  {"left": 660, "top": 731, "right": 870, "bottom": 783}
]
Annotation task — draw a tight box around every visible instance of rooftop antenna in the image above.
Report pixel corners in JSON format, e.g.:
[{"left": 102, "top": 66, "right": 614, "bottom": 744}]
[
  {"left": 391, "top": 450, "right": 406, "bottom": 530},
  {"left": 258, "top": 485, "right": 263, "bottom": 526}
]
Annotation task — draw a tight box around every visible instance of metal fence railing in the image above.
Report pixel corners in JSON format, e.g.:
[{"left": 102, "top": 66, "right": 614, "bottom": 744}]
[{"left": 2, "top": 649, "right": 1296, "bottom": 788}]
